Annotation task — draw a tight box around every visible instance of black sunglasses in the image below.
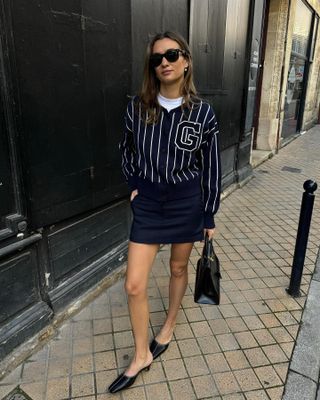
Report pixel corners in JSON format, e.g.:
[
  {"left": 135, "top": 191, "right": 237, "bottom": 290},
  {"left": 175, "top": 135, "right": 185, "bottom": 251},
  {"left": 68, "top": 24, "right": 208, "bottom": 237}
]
[{"left": 149, "top": 48, "right": 187, "bottom": 68}]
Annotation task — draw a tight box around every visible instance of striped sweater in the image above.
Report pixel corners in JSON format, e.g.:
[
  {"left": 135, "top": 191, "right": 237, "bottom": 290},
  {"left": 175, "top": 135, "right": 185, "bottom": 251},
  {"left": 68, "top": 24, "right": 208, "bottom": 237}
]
[{"left": 119, "top": 97, "right": 221, "bottom": 228}]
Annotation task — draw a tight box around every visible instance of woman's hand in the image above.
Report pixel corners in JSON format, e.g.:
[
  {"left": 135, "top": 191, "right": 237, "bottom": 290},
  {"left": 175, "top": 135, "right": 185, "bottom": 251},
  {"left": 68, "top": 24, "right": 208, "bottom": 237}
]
[
  {"left": 130, "top": 189, "right": 139, "bottom": 201},
  {"left": 204, "top": 228, "right": 216, "bottom": 240}
]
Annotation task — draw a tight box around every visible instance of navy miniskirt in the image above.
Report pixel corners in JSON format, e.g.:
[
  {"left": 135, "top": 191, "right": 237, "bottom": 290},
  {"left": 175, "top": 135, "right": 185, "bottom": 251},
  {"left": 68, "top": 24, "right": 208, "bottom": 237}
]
[{"left": 130, "top": 192, "right": 204, "bottom": 244}]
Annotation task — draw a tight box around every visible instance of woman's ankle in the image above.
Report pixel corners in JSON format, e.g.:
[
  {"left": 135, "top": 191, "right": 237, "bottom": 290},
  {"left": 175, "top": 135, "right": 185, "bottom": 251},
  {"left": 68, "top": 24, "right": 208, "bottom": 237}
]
[
  {"left": 133, "top": 350, "right": 153, "bottom": 363},
  {"left": 156, "top": 324, "right": 175, "bottom": 343}
]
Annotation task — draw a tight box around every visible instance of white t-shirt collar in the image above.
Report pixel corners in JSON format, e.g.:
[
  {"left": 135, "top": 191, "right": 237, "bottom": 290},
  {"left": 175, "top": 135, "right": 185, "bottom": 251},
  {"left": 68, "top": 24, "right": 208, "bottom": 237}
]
[{"left": 157, "top": 93, "right": 183, "bottom": 112}]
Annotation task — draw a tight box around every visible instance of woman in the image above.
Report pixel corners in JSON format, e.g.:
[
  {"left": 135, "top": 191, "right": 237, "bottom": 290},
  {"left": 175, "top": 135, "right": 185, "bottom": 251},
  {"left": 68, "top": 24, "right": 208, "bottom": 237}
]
[{"left": 108, "top": 31, "right": 221, "bottom": 394}]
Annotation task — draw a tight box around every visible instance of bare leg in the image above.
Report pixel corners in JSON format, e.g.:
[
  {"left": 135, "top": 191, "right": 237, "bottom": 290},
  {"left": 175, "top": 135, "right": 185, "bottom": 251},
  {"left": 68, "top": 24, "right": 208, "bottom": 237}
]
[
  {"left": 156, "top": 242, "right": 193, "bottom": 344},
  {"left": 124, "top": 241, "right": 159, "bottom": 376}
]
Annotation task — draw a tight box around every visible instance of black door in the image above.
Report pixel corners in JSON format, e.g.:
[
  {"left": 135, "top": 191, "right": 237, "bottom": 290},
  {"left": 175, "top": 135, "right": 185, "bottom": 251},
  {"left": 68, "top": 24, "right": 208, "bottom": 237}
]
[
  {"left": 0, "top": 14, "right": 26, "bottom": 244},
  {"left": 190, "top": 0, "right": 251, "bottom": 186}
]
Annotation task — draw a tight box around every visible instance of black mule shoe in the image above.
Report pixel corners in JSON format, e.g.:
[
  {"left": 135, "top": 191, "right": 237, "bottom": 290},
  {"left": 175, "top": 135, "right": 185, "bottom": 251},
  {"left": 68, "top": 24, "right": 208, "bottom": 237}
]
[
  {"left": 150, "top": 338, "right": 170, "bottom": 360},
  {"left": 108, "top": 364, "right": 151, "bottom": 394}
]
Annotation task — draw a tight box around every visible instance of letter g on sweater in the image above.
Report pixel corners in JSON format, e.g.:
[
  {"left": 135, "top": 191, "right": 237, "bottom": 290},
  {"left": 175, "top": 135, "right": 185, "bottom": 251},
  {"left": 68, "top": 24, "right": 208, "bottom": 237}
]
[{"left": 174, "top": 121, "right": 201, "bottom": 151}]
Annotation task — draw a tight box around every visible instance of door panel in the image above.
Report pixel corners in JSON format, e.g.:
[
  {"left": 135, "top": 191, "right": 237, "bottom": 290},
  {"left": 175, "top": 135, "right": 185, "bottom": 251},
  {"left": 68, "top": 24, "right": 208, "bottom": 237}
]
[
  {"left": 10, "top": 0, "right": 131, "bottom": 228},
  {"left": 0, "top": 107, "right": 15, "bottom": 233},
  {"left": 0, "top": 6, "right": 25, "bottom": 241},
  {"left": 190, "top": 0, "right": 250, "bottom": 155}
]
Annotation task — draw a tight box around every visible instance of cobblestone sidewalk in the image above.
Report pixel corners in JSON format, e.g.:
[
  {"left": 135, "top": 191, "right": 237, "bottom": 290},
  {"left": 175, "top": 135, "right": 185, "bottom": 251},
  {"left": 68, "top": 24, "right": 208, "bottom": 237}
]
[{"left": 0, "top": 126, "right": 320, "bottom": 400}]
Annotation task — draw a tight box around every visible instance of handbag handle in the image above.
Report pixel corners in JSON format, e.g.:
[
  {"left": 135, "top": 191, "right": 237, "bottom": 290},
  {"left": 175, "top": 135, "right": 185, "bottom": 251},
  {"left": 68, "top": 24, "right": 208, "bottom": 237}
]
[{"left": 204, "top": 234, "right": 214, "bottom": 259}]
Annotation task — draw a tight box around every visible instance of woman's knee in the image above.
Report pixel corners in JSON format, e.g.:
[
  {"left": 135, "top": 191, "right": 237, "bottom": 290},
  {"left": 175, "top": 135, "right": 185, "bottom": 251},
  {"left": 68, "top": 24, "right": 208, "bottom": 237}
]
[
  {"left": 170, "top": 260, "right": 188, "bottom": 278},
  {"left": 124, "top": 279, "right": 147, "bottom": 297}
]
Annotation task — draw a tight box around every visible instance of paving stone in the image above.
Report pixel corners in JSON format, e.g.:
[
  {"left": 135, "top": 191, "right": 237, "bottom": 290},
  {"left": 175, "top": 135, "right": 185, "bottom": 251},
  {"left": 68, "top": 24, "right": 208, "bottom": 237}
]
[
  {"left": 49, "top": 339, "right": 72, "bottom": 359},
  {"left": 73, "top": 337, "right": 93, "bottom": 355},
  {"left": 252, "top": 329, "right": 276, "bottom": 346},
  {"left": 177, "top": 338, "right": 201, "bottom": 357},
  {"left": 96, "top": 369, "right": 119, "bottom": 394},
  {"left": 190, "top": 320, "right": 212, "bottom": 337},
  {"left": 21, "top": 361, "right": 47, "bottom": 382},
  {"left": 267, "top": 385, "right": 284, "bottom": 400},
  {"left": 222, "top": 393, "right": 246, "bottom": 400},
  {"left": 46, "top": 377, "right": 69, "bottom": 400},
  {"left": 142, "top": 361, "right": 166, "bottom": 385},
  {"left": 20, "top": 382, "right": 45, "bottom": 400},
  {"left": 93, "top": 319, "right": 112, "bottom": 335},
  {"left": 113, "top": 331, "right": 134, "bottom": 349},
  {"left": 269, "top": 326, "right": 293, "bottom": 343},
  {"left": 150, "top": 311, "right": 167, "bottom": 327},
  {"left": 71, "top": 373, "right": 95, "bottom": 397},
  {"left": 213, "top": 371, "right": 240, "bottom": 395},
  {"left": 273, "top": 362, "right": 289, "bottom": 383},
  {"left": 169, "top": 378, "right": 196, "bottom": 400},
  {"left": 121, "top": 386, "right": 146, "bottom": 400},
  {"left": 205, "top": 353, "right": 230, "bottom": 375},
  {"left": 115, "top": 346, "right": 134, "bottom": 368},
  {"left": 72, "top": 320, "right": 93, "bottom": 338},
  {"left": 162, "top": 358, "right": 188, "bottom": 381},
  {"left": 209, "top": 318, "right": 230, "bottom": 334},
  {"left": 72, "top": 354, "right": 94, "bottom": 374},
  {"left": 191, "top": 374, "right": 219, "bottom": 398},
  {"left": 48, "top": 358, "right": 71, "bottom": 378},
  {"left": 242, "top": 316, "right": 264, "bottom": 330},
  {"left": 93, "top": 333, "right": 114, "bottom": 352},
  {"left": 233, "top": 368, "right": 262, "bottom": 391},
  {"left": 145, "top": 382, "right": 171, "bottom": 400},
  {"left": 216, "top": 333, "right": 240, "bottom": 351},
  {"left": 254, "top": 366, "right": 282, "bottom": 388},
  {"left": 94, "top": 351, "right": 117, "bottom": 371},
  {"left": 244, "top": 389, "right": 269, "bottom": 399},
  {"left": 224, "top": 350, "right": 250, "bottom": 370},
  {"left": 184, "top": 308, "right": 205, "bottom": 322},
  {"left": 197, "top": 335, "right": 220, "bottom": 354},
  {"left": 244, "top": 348, "right": 270, "bottom": 368},
  {"left": 174, "top": 323, "right": 194, "bottom": 340},
  {"left": 259, "top": 314, "right": 281, "bottom": 328},
  {"left": 234, "top": 332, "right": 258, "bottom": 349},
  {"left": 261, "top": 344, "right": 288, "bottom": 364},
  {"left": 184, "top": 355, "right": 209, "bottom": 377},
  {"left": 112, "top": 316, "right": 131, "bottom": 332}
]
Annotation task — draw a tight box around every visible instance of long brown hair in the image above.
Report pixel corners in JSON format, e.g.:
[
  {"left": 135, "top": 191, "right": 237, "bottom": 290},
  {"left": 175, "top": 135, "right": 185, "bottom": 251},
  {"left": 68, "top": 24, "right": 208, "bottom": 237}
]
[{"left": 138, "top": 31, "right": 198, "bottom": 124}]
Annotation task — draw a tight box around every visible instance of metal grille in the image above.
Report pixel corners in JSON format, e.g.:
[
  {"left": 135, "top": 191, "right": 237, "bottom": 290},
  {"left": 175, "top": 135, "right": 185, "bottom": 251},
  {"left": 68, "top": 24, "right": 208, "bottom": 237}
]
[{"left": 2, "top": 387, "right": 32, "bottom": 400}]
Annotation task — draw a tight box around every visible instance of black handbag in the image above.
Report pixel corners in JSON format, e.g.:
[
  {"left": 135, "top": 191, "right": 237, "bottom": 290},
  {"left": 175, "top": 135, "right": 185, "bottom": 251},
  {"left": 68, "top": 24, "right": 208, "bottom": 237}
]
[{"left": 194, "top": 235, "right": 221, "bottom": 305}]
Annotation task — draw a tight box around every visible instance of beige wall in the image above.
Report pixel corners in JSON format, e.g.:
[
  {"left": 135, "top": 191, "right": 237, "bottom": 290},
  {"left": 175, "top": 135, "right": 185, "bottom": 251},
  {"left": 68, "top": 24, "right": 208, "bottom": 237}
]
[{"left": 256, "top": 0, "right": 320, "bottom": 151}]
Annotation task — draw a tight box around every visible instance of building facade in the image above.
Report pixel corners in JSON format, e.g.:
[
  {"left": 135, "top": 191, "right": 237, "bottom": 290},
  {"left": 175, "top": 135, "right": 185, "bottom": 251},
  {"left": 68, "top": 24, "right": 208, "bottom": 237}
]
[
  {"left": 0, "top": 0, "right": 319, "bottom": 362},
  {"left": 254, "top": 0, "right": 320, "bottom": 151}
]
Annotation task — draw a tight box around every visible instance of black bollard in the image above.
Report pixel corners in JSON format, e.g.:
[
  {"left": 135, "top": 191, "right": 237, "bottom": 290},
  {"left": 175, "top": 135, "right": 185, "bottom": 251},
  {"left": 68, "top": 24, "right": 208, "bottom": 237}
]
[{"left": 287, "top": 180, "right": 318, "bottom": 297}]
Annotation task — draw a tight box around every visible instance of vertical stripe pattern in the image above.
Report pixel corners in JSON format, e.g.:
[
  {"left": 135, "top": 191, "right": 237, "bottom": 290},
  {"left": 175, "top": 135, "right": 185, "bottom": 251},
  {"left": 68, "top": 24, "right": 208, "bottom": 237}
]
[{"left": 119, "top": 98, "right": 221, "bottom": 226}]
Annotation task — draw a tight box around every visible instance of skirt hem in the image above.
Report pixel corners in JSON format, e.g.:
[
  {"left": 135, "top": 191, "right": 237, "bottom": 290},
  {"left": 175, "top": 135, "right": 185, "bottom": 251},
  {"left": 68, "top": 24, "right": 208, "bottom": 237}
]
[{"left": 129, "top": 233, "right": 204, "bottom": 245}]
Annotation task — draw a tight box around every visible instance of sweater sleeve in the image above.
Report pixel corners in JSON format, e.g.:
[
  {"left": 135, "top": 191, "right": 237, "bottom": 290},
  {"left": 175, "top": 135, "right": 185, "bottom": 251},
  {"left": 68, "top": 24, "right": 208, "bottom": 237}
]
[
  {"left": 200, "top": 106, "right": 221, "bottom": 229},
  {"left": 119, "top": 99, "right": 138, "bottom": 191}
]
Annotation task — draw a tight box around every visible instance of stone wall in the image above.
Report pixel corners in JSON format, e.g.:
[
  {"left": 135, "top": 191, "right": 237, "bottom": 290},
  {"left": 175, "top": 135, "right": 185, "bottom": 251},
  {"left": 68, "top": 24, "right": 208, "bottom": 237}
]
[{"left": 257, "top": 0, "right": 291, "bottom": 150}]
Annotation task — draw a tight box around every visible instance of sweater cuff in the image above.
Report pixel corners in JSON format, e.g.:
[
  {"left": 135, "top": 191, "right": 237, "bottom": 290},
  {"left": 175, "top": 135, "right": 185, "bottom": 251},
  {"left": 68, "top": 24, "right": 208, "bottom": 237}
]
[
  {"left": 204, "top": 212, "right": 215, "bottom": 229},
  {"left": 128, "top": 175, "right": 138, "bottom": 192}
]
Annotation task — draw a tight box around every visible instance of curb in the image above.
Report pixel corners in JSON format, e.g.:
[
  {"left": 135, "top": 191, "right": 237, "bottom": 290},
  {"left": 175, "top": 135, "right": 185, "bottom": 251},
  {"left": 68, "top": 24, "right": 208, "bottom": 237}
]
[{"left": 283, "top": 246, "right": 320, "bottom": 400}]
